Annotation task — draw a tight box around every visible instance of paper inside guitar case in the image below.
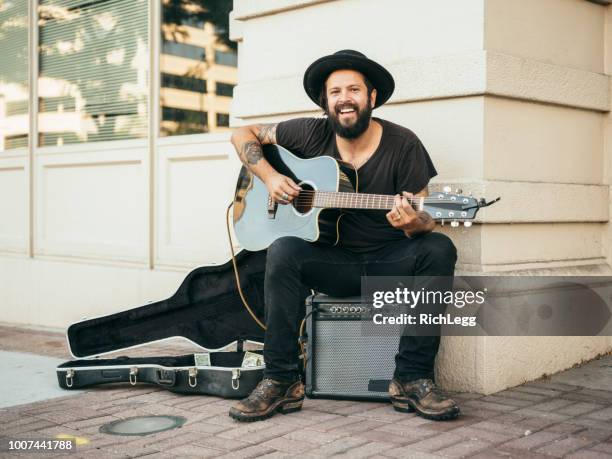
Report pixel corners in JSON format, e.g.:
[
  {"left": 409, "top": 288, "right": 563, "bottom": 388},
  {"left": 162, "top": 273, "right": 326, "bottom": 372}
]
[{"left": 56, "top": 249, "right": 285, "bottom": 398}]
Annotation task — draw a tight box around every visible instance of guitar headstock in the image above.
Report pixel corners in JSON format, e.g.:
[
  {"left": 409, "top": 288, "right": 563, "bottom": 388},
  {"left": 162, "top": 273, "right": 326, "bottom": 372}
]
[{"left": 424, "top": 186, "right": 500, "bottom": 228}]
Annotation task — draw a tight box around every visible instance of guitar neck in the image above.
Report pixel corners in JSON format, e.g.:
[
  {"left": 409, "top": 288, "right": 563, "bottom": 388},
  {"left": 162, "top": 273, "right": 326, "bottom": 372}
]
[{"left": 312, "top": 191, "right": 449, "bottom": 210}]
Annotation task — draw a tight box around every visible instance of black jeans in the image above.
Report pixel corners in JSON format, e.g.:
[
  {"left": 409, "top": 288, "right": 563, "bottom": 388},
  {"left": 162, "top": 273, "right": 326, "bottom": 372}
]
[{"left": 263, "top": 232, "right": 457, "bottom": 383}]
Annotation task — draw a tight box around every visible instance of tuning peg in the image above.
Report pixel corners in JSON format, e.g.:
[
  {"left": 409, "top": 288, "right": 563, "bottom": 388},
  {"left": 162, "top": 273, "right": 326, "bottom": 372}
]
[
  {"left": 455, "top": 188, "right": 463, "bottom": 194},
  {"left": 464, "top": 221, "right": 472, "bottom": 227},
  {"left": 443, "top": 186, "right": 451, "bottom": 193},
  {"left": 451, "top": 220, "right": 459, "bottom": 228}
]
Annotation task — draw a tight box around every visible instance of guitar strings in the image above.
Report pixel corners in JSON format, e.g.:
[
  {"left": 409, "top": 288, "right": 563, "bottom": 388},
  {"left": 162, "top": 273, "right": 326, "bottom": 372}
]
[
  {"left": 289, "top": 200, "right": 462, "bottom": 210},
  {"left": 286, "top": 190, "right": 469, "bottom": 212},
  {"left": 291, "top": 190, "right": 459, "bottom": 198},
  {"left": 290, "top": 196, "right": 459, "bottom": 203},
  {"left": 289, "top": 190, "right": 465, "bottom": 203},
  {"left": 290, "top": 193, "right": 461, "bottom": 207}
]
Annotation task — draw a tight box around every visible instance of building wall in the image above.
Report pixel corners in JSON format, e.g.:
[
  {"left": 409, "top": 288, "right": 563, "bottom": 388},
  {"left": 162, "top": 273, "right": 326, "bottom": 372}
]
[
  {"left": 471, "top": 0, "right": 612, "bottom": 393},
  {"left": 230, "top": 0, "right": 612, "bottom": 393},
  {"left": 606, "top": 4, "right": 612, "bottom": 267}
]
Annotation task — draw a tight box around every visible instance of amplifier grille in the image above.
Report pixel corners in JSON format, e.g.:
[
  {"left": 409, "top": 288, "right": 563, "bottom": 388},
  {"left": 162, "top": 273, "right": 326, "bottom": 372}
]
[{"left": 311, "top": 320, "right": 402, "bottom": 400}]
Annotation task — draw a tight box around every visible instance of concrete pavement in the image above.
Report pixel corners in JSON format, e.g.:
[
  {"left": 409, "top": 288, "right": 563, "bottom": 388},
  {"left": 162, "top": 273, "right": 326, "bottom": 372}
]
[{"left": 0, "top": 325, "right": 610, "bottom": 458}]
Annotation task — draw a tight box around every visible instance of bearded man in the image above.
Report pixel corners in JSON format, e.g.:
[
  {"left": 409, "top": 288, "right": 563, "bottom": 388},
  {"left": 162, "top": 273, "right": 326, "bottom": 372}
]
[{"left": 229, "top": 50, "right": 459, "bottom": 422}]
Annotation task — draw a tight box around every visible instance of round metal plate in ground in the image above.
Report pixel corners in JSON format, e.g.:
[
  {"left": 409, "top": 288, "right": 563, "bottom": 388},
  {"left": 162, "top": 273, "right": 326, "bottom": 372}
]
[{"left": 99, "top": 415, "right": 186, "bottom": 436}]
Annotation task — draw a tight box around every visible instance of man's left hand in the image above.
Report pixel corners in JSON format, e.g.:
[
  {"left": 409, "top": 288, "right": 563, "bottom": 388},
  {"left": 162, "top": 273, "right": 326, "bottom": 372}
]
[{"left": 386, "top": 191, "right": 435, "bottom": 237}]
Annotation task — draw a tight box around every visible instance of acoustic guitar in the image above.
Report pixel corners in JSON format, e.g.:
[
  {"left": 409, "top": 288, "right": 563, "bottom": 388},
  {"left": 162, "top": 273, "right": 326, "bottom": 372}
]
[{"left": 233, "top": 145, "right": 497, "bottom": 251}]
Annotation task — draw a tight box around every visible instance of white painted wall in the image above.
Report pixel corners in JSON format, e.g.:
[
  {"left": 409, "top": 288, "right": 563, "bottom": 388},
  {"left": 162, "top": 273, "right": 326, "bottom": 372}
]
[
  {"left": 485, "top": 0, "right": 605, "bottom": 73},
  {"left": 0, "top": 132, "right": 242, "bottom": 328},
  {"left": 478, "top": 0, "right": 612, "bottom": 392},
  {"left": 155, "top": 133, "right": 242, "bottom": 268},
  {"left": 34, "top": 141, "right": 149, "bottom": 264},
  {"left": 0, "top": 152, "right": 27, "bottom": 254},
  {"left": 606, "top": 4, "right": 612, "bottom": 271}
]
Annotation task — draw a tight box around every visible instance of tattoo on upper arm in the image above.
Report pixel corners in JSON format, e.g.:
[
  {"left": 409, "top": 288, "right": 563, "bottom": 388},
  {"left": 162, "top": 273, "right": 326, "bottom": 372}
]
[
  {"left": 242, "top": 140, "right": 263, "bottom": 165},
  {"left": 255, "top": 124, "right": 277, "bottom": 145}
]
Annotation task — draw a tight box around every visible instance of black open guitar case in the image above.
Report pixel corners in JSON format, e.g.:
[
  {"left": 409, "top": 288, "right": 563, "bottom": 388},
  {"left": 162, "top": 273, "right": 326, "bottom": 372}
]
[{"left": 56, "top": 250, "right": 278, "bottom": 399}]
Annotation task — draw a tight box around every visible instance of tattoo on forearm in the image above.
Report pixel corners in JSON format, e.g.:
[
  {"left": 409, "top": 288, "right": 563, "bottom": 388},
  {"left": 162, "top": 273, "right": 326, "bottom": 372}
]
[
  {"left": 405, "top": 211, "right": 434, "bottom": 237},
  {"left": 416, "top": 211, "right": 433, "bottom": 227},
  {"left": 255, "top": 124, "right": 277, "bottom": 144},
  {"left": 242, "top": 140, "right": 263, "bottom": 165}
]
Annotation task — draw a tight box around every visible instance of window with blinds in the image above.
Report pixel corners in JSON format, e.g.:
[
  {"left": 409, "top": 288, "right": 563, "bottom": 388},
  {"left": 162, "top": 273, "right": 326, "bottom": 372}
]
[
  {"left": 0, "top": 0, "right": 29, "bottom": 152},
  {"left": 38, "top": 0, "right": 148, "bottom": 146},
  {"left": 160, "top": 0, "right": 236, "bottom": 136}
]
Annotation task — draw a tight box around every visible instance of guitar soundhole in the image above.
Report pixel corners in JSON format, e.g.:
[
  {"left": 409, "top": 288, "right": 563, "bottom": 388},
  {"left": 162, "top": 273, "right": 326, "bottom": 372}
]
[{"left": 293, "top": 183, "right": 314, "bottom": 214}]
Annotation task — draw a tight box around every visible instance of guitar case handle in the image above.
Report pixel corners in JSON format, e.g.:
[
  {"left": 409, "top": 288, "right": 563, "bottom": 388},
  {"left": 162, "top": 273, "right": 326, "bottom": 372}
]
[{"left": 155, "top": 368, "right": 177, "bottom": 387}]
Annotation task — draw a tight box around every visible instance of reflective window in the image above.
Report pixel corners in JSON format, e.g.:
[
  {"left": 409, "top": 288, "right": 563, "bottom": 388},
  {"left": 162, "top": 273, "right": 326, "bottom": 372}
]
[
  {"left": 38, "top": 0, "right": 148, "bottom": 146},
  {"left": 161, "top": 0, "right": 235, "bottom": 136},
  {"left": 162, "top": 106, "right": 207, "bottom": 135},
  {"left": 161, "top": 73, "right": 206, "bottom": 93},
  {"left": 0, "top": 0, "right": 29, "bottom": 152},
  {"left": 215, "top": 82, "right": 234, "bottom": 97},
  {"left": 214, "top": 49, "right": 237, "bottom": 67},
  {"left": 216, "top": 113, "right": 229, "bottom": 128},
  {"left": 162, "top": 40, "right": 206, "bottom": 61}
]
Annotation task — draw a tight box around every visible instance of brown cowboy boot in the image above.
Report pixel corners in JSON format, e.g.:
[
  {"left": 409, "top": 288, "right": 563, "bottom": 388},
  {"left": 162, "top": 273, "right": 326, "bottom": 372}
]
[
  {"left": 229, "top": 378, "right": 305, "bottom": 422},
  {"left": 389, "top": 378, "right": 460, "bottom": 421}
]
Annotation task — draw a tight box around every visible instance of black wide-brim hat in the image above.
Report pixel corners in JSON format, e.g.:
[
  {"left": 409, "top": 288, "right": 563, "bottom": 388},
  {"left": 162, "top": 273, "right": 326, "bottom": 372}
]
[{"left": 303, "top": 50, "right": 395, "bottom": 109}]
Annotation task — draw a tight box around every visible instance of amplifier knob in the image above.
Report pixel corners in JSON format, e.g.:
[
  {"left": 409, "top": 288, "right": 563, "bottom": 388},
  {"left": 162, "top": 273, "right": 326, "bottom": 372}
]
[
  {"left": 330, "top": 307, "right": 337, "bottom": 313},
  {"left": 342, "top": 307, "right": 349, "bottom": 313},
  {"left": 349, "top": 307, "right": 356, "bottom": 313}
]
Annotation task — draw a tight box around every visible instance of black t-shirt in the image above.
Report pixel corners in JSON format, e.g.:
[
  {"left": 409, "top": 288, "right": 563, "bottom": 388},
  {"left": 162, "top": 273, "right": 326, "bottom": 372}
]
[{"left": 276, "top": 117, "right": 437, "bottom": 252}]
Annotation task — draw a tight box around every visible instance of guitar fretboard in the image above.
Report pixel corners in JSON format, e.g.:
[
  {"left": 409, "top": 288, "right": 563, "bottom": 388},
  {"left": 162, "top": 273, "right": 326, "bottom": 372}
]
[{"left": 311, "top": 191, "right": 456, "bottom": 210}]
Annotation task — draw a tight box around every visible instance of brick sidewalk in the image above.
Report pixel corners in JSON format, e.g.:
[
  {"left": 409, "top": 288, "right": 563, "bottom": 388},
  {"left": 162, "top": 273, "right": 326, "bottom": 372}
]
[{"left": 0, "top": 325, "right": 610, "bottom": 458}]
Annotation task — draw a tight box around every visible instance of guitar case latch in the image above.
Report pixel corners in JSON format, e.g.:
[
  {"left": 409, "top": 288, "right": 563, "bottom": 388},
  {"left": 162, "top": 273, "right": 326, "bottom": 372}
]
[
  {"left": 65, "top": 369, "right": 75, "bottom": 388},
  {"left": 129, "top": 367, "right": 139, "bottom": 385},
  {"left": 232, "top": 369, "right": 241, "bottom": 390},
  {"left": 188, "top": 367, "right": 198, "bottom": 388}
]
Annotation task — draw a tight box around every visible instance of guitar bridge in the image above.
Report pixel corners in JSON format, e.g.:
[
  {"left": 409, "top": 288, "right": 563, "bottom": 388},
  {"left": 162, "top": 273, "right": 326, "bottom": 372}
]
[{"left": 267, "top": 196, "right": 278, "bottom": 219}]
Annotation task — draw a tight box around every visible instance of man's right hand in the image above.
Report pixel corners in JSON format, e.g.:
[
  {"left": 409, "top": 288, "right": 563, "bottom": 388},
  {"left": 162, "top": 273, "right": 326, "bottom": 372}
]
[
  {"left": 232, "top": 124, "right": 292, "bottom": 200},
  {"left": 230, "top": 123, "right": 301, "bottom": 204},
  {"left": 266, "top": 173, "right": 301, "bottom": 204}
]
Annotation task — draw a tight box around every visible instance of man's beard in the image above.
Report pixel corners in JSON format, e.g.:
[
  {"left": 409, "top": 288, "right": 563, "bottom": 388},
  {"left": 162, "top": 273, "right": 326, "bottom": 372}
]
[{"left": 326, "top": 100, "right": 373, "bottom": 139}]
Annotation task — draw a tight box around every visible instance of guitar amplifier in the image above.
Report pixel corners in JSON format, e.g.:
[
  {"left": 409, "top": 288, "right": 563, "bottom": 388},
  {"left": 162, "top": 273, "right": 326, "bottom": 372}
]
[{"left": 304, "top": 294, "right": 402, "bottom": 401}]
